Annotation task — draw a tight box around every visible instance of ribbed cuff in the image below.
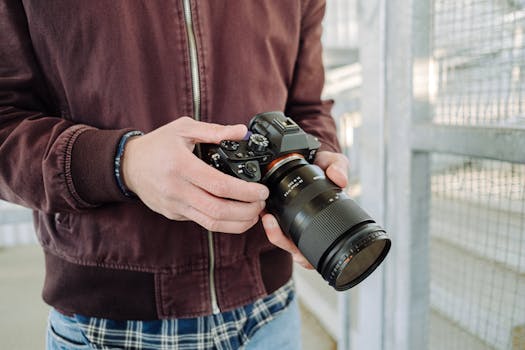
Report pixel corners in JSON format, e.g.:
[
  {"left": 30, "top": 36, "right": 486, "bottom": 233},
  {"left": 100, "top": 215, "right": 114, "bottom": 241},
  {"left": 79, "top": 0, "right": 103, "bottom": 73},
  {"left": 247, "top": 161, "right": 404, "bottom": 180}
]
[{"left": 70, "top": 128, "right": 134, "bottom": 205}]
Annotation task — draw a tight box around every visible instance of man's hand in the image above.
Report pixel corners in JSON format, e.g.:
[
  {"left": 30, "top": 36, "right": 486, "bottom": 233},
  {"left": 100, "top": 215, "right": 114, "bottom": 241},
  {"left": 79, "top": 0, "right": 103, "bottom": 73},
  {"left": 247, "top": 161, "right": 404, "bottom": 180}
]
[
  {"left": 312, "top": 151, "right": 350, "bottom": 189},
  {"left": 122, "top": 117, "right": 269, "bottom": 234},
  {"left": 261, "top": 151, "right": 349, "bottom": 269}
]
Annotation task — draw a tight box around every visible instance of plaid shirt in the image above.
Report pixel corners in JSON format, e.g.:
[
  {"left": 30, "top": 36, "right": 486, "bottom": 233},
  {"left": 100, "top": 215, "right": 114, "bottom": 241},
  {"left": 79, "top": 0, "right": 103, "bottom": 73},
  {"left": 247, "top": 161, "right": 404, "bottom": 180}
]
[{"left": 65, "top": 280, "right": 294, "bottom": 350}]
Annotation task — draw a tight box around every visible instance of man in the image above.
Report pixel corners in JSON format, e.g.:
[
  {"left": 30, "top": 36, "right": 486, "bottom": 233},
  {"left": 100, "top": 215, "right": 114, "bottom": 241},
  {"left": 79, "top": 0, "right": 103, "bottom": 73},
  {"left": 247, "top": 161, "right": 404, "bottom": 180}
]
[{"left": 0, "top": 1, "right": 348, "bottom": 349}]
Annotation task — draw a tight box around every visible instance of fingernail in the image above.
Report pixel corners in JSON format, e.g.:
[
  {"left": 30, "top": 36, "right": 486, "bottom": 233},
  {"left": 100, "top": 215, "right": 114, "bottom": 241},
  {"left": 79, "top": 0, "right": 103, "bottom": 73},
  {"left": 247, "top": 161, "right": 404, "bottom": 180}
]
[
  {"left": 259, "top": 201, "right": 266, "bottom": 210},
  {"left": 335, "top": 166, "right": 348, "bottom": 182},
  {"left": 334, "top": 165, "right": 347, "bottom": 176}
]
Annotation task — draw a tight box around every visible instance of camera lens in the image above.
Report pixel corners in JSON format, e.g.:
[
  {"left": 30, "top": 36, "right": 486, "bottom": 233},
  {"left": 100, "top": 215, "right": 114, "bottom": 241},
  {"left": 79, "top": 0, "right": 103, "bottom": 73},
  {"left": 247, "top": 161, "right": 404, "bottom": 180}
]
[
  {"left": 335, "top": 240, "right": 387, "bottom": 288},
  {"left": 264, "top": 156, "right": 391, "bottom": 291}
]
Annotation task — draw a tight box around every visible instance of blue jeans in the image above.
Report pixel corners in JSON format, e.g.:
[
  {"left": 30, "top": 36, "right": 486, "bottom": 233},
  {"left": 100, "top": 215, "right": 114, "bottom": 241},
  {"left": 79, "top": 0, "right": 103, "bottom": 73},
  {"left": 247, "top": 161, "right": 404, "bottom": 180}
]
[
  {"left": 46, "top": 298, "right": 301, "bottom": 350},
  {"left": 46, "top": 310, "right": 90, "bottom": 350},
  {"left": 244, "top": 296, "right": 301, "bottom": 350}
]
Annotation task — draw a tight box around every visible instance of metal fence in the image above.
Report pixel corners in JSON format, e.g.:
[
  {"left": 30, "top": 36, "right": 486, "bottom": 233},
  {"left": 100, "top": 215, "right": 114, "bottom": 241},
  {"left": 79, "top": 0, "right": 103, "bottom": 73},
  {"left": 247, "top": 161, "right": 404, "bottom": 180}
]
[
  {"left": 429, "top": 155, "right": 525, "bottom": 349},
  {"left": 432, "top": 0, "right": 525, "bottom": 127},
  {"left": 426, "top": 2, "right": 525, "bottom": 348},
  {"left": 354, "top": 0, "right": 525, "bottom": 349}
]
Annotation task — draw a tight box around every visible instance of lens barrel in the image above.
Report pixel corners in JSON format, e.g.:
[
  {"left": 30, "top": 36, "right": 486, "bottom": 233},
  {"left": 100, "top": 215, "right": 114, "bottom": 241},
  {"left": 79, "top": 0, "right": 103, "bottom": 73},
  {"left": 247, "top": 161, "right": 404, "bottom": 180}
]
[{"left": 265, "top": 156, "right": 391, "bottom": 291}]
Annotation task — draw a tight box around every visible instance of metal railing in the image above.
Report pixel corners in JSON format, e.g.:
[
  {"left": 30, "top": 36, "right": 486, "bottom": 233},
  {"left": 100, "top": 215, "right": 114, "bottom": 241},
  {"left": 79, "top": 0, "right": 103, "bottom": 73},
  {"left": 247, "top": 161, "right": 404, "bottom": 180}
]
[{"left": 356, "top": 0, "right": 525, "bottom": 349}]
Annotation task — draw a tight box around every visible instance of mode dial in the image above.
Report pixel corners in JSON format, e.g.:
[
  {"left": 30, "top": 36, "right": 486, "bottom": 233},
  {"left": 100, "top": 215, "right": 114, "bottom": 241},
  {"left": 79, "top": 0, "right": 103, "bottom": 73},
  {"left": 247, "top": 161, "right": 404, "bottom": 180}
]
[{"left": 248, "top": 134, "right": 269, "bottom": 152}]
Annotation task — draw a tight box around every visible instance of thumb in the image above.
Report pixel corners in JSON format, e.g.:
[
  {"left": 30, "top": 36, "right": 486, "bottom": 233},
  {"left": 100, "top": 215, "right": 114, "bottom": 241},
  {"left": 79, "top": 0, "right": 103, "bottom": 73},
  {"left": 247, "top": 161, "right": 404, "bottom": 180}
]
[
  {"left": 325, "top": 164, "right": 348, "bottom": 188},
  {"left": 174, "top": 117, "right": 248, "bottom": 144}
]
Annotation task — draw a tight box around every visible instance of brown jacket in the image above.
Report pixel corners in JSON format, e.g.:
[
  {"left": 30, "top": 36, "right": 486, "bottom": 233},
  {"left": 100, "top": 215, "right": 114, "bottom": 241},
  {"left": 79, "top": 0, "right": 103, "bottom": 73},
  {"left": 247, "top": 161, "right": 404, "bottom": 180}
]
[{"left": 0, "top": 0, "right": 340, "bottom": 319}]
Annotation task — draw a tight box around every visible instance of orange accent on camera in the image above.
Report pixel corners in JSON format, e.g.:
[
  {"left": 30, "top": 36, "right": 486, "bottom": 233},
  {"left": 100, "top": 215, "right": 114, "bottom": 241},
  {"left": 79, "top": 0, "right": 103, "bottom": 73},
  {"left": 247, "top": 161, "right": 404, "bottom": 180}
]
[{"left": 266, "top": 153, "right": 305, "bottom": 172}]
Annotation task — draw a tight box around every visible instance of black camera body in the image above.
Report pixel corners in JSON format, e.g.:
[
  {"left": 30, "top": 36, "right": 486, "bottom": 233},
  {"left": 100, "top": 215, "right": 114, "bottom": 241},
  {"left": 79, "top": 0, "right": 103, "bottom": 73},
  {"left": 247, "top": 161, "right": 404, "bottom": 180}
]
[
  {"left": 205, "top": 111, "right": 391, "bottom": 291},
  {"left": 208, "top": 112, "right": 320, "bottom": 183}
]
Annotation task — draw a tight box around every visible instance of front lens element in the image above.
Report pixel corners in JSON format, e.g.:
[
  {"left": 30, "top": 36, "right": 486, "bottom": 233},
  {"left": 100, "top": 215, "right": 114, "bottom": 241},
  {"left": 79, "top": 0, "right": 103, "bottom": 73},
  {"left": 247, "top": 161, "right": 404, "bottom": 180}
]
[{"left": 334, "top": 238, "right": 389, "bottom": 290}]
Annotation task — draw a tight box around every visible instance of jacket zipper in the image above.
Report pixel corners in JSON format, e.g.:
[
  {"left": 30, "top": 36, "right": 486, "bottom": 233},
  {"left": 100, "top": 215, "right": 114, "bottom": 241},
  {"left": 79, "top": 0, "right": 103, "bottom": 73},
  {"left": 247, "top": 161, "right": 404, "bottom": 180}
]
[{"left": 182, "top": 0, "right": 220, "bottom": 315}]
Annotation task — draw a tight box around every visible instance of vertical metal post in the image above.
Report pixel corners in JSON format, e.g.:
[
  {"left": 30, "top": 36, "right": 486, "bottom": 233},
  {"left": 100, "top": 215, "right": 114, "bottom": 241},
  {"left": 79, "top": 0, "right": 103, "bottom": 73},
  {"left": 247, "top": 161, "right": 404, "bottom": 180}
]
[
  {"left": 352, "top": 0, "right": 388, "bottom": 349},
  {"left": 338, "top": 293, "right": 350, "bottom": 350},
  {"left": 382, "top": 0, "right": 432, "bottom": 349}
]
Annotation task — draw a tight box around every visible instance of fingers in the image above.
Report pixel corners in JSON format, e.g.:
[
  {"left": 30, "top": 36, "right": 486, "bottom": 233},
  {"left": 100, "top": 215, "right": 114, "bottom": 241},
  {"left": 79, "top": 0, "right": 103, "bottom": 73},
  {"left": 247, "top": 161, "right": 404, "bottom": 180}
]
[
  {"left": 182, "top": 184, "right": 266, "bottom": 222},
  {"left": 174, "top": 117, "right": 248, "bottom": 144},
  {"left": 182, "top": 205, "right": 259, "bottom": 234},
  {"left": 184, "top": 153, "right": 270, "bottom": 202},
  {"left": 153, "top": 184, "right": 263, "bottom": 234},
  {"left": 314, "top": 151, "right": 349, "bottom": 188},
  {"left": 325, "top": 165, "right": 348, "bottom": 189},
  {"left": 159, "top": 181, "right": 264, "bottom": 233},
  {"left": 261, "top": 213, "right": 314, "bottom": 269}
]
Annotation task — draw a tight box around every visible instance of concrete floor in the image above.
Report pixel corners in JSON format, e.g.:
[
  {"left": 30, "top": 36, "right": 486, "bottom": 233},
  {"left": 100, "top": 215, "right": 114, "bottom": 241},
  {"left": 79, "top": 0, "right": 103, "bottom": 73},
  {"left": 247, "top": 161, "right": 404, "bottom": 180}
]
[
  {"left": 0, "top": 245, "right": 48, "bottom": 349},
  {"left": 0, "top": 245, "right": 335, "bottom": 350}
]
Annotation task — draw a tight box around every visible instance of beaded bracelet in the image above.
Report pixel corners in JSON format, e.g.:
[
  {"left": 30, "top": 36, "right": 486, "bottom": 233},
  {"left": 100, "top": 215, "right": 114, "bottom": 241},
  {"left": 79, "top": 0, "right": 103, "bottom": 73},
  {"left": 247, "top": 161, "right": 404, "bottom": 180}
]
[{"left": 114, "top": 130, "right": 144, "bottom": 197}]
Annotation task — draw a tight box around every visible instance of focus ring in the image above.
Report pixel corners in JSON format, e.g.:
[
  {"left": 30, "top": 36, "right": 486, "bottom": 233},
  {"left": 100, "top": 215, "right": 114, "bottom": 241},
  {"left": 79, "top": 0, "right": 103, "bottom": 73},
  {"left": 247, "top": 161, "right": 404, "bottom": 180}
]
[{"left": 297, "top": 198, "right": 372, "bottom": 268}]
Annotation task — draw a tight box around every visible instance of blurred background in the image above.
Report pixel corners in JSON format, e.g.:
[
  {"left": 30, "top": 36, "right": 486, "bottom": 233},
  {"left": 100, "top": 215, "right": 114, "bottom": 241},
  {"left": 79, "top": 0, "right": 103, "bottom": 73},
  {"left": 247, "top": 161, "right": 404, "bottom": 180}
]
[{"left": 1, "top": 0, "right": 524, "bottom": 349}]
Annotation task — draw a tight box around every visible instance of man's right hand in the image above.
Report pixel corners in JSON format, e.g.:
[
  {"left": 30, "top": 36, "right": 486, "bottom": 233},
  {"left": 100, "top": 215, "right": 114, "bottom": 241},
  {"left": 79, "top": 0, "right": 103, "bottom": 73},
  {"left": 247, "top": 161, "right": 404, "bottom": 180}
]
[{"left": 121, "top": 117, "right": 269, "bottom": 234}]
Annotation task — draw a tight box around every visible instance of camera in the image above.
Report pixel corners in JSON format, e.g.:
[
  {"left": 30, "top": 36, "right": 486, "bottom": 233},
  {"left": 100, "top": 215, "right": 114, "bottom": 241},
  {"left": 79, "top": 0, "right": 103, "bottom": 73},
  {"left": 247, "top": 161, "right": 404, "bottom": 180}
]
[{"left": 205, "top": 111, "right": 391, "bottom": 291}]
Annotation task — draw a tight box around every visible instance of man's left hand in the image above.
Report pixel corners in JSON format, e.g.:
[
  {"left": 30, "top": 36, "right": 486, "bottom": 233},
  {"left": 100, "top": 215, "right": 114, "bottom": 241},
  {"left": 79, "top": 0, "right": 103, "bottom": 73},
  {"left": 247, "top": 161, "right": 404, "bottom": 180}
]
[{"left": 261, "top": 151, "right": 350, "bottom": 269}]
